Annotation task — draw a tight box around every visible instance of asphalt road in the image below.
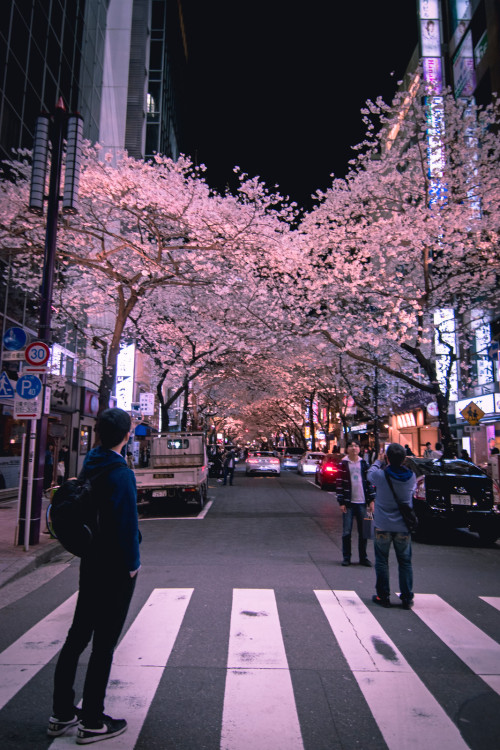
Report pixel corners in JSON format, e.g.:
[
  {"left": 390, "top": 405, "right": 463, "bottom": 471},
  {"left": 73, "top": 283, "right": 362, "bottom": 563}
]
[{"left": 1, "top": 467, "right": 499, "bottom": 750}]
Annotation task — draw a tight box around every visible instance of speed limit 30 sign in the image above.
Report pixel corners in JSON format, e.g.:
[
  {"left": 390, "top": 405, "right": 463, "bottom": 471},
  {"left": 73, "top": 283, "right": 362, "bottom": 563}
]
[{"left": 25, "top": 341, "right": 50, "bottom": 367}]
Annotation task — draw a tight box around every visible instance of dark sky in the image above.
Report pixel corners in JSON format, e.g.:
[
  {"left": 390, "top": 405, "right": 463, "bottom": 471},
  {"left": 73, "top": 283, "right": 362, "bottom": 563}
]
[{"left": 183, "top": 3, "right": 419, "bottom": 209}]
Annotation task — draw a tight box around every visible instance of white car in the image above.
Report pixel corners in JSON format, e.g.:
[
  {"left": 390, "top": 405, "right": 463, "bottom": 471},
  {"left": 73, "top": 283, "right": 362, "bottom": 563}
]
[
  {"left": 297, "top": 452, "right": 325, "bottom": 475},
  {"left": 245, "top": 451, "right": 281, "bottom": 476}
]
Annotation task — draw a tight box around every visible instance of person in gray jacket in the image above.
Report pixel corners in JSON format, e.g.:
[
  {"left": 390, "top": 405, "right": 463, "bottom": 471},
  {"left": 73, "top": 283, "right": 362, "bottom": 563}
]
[{"left": 367, "top": 443, "right": 416, "bottom": 609}]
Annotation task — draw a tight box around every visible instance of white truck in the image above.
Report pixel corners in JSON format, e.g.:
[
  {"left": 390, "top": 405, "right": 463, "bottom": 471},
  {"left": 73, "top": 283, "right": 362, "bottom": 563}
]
[{"left": 134, "top": 432, "right": 209, "bottom": 510}]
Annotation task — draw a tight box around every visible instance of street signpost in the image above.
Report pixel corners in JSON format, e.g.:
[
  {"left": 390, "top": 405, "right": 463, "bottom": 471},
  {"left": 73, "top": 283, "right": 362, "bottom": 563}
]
[
  {"left": 25, "top": 341, "right": 50, "bottom": 367},
  {"left": 0, "top": 371, "right": 15, "bottom": 399},
  {"left": 15, "top": 375, "right": 43, "bottom": 420},
  {"left": 3, "top": 326, "right": 27, "bottom": 351},
  {"left": 460, "top": 401, "right": 485, "bottom": 426}
]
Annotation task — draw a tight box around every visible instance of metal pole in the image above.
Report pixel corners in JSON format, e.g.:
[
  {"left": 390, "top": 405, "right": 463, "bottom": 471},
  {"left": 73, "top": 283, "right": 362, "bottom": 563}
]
[
  {"left": 18, "top": 101, "right": 66, "bottom": 547},
  {"left": 23, "top": 420, "right": 37, "bottom": 551},
  {"left": 373, "top": 366, "right": 380, "bottom": 455},
  {"left": 14, "top": 432, "right": 26, "bottom": 545}
]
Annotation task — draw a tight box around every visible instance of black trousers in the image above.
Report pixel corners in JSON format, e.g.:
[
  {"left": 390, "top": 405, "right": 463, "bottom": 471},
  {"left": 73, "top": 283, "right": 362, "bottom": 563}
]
[{"left": 52, "top": 557, "right": 137, "bottom": 725}]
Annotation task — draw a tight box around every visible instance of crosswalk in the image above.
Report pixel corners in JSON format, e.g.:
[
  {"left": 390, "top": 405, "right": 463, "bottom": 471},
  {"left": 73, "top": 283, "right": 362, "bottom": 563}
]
[{"left": 1, "top": 588, "right": 499, "bottom": 749}]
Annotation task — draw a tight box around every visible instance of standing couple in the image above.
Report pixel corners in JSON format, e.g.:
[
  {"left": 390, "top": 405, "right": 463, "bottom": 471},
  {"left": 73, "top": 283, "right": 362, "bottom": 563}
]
[{"left": 336, "top": 440, "right": 416, "bottom": 609}]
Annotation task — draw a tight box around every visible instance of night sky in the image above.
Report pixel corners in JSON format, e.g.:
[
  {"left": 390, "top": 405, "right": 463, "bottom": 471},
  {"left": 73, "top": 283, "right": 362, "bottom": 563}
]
[{"left": 183, "top": 2, "right": 419, "bottom": 209}]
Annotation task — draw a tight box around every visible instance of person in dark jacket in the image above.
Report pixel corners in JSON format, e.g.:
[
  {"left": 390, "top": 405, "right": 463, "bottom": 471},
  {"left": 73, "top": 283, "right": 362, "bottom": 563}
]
[
  {"left": 48, "top": 408, "right": 141, "bottom": 745},
  {"left": 367, "top": 443, "right": 416, "bottom": 609},
  {"left": 223, "top": 449, "right": 236, "bottom": 486},
  {"left": 336, "top": 440, "right": 375, "bottom": 567}
]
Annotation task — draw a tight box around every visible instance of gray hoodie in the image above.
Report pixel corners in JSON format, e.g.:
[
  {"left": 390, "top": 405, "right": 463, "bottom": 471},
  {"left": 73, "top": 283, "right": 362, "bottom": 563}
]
[{"left": 367, "top": 460, "right": 416, "bottom": 533}]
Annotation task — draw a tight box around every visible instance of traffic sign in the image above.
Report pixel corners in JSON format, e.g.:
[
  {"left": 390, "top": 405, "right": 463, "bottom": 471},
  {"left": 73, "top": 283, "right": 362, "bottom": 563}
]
[
  {"left": 0, "top": 371, "right": 15, "bottom": 399},
  {"left": 460, "top": 401, "right": 485, "bottom": 425},
  {"left": 14, "top": 395, "right": 42, "bottom": 419},
  {"left": 25, "top": 341, "right": 50, "bottom": 366},
  {"left": 3, "top": 326, "right": 27, "bottom": 351},
  {"left": 16, "top": 374, "right": 42, "bottom": 400}
]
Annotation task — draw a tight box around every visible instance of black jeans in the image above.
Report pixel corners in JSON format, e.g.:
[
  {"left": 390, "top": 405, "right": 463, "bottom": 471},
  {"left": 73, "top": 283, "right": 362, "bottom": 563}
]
[
  {"left": 53, "top": 557, "right": 137, "bottom": 724},
  {"left": 341, "top": 502, "right": 368, "bottom": 562}
]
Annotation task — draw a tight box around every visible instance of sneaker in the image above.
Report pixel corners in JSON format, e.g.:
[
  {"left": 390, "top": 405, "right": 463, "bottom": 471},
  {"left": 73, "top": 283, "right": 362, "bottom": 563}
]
[
  {"left": 76, "top": 715, "right": 127, "bottom": 745},
  {"left": 400, "top": 596, "right": 414, "bottom": 610},
  {"left": 341, "top": 559, "right": 351, "bottom": 566},
  {"left": 372, "top": 595, "right": 391, "bottom": 608},
  {"left": 360, "top": 559, "right": 372, "bottom": 567},
  {"left": 47, "top": 711, "right": 80, "bottom": 737}
]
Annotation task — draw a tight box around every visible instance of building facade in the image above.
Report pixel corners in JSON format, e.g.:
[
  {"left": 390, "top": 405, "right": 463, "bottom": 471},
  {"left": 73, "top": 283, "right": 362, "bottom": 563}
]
[{"left": 0, "top": 0, "right": 188, "bottom": 493}]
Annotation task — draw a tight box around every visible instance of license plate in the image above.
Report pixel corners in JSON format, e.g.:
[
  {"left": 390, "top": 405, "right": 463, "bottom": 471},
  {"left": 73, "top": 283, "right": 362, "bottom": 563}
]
[
  {"left": 152, "top": 490, "right": 167, "bottom": 498},
  {"left": 450, "top": 494, "right": 471, "bottom": 506}
]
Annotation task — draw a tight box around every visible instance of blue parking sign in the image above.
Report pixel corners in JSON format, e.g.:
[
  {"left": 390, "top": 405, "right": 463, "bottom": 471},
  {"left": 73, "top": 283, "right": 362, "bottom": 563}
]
[{"left": 16, "top": 374, "right": 42, "bottom": 400}]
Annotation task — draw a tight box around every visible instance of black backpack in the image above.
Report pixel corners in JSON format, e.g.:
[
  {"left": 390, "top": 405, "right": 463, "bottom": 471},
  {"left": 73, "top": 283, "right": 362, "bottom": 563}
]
[{"left": 46, "top": 465, "right": 114, "bottom": 556}]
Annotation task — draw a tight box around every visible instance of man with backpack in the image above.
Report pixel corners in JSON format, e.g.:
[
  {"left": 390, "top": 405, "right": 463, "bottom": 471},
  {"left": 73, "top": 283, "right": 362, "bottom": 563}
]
[
  {"left": 367, "top": 443, "right": 416, "bottom": 610},
  {"left": 48, "top": 408, "right": 141, "bottom": 745}
]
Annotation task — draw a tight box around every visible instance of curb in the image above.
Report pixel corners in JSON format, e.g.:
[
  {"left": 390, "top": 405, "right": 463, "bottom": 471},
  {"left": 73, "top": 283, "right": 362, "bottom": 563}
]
[{"left": 0, "top": 539, "right": 64, "bottom": 590}]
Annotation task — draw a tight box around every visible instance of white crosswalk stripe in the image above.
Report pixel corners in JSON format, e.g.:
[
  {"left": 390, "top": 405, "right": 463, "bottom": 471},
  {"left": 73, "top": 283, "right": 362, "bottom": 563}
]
[
  {"left": 221, "top": 588, "right": 304, "bottom": 750},
  {"left": 315, "top": 589, "right": 469, "bottom": 750},
  {"left": 0, "top": 592, "right": 77, "bottom": 711},
  {"left": 1, "top": 587, "right": 499, "bottom": 749},
  {"left": 480, "top": 595, "right": 500, "bottom": 613},
  {"left": 50, "top": 588, "right": 194, "bottom": 748},
  {"left": 412, "top": 593, "right": 500, "bottom": 696}
]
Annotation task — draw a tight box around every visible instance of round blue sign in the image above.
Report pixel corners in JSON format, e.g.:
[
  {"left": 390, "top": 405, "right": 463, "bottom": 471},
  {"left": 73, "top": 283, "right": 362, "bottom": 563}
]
[
  {"left": 3, "top": 327, "right": 27, "bottom": 351},
  {"left": 16, "top": 374, "right": 42, "bottom": 400}
]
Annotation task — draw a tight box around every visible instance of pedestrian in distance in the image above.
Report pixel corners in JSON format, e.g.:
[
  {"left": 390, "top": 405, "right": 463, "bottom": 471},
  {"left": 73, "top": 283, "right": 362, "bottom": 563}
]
[
  {"left": 223, "top": 448, "right": 236, "bottom": 486},
  {"left": 336, "top": 439, "right": 375, "bottom": 567},
  {"left": 367, "top": 443, "right": 416, "bottom": 609},
  {"left": 404, "top": 444, "right": 414, "bottom": 456},
  {"left": 126, "top": 450, "right": 134, "bottom": 470},
  {"left": 44, "top": 444, "right": 54, "bottom": 489},
  {"left": 423, "top": 441, "right": 433, "bottom": 458},
  {"left": 429, "top": 442, "right": 443, "bottom": 458},
  {"left": 213, "top": 448, "right": 223, "bottom": 482},
  {"left": 59, "top": 444, "right": 70, "bottom": 480},
  {"left": 48, "top": 408, "right": 141, "bottom": 745}
]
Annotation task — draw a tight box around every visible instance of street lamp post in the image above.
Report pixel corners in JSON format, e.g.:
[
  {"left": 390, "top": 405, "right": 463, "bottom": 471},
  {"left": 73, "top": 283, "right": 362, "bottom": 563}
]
[{"left": 17, "top": 99, "right": 82, "bottom": 547}]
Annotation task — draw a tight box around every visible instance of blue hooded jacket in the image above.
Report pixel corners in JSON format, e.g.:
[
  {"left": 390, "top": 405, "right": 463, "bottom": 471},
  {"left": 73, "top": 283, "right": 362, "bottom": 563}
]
[
  {"left": 367, "top": 460, "right": 416, "bottom": 533},
  {"left": 81, "top": 446, "right": 141, "bottom": 572}
]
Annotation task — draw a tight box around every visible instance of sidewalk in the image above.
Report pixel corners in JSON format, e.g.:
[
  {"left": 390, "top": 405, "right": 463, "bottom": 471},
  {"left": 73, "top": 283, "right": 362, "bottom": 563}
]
[{"left": 0, "top": 494, "right": 63, "bottom": 589}]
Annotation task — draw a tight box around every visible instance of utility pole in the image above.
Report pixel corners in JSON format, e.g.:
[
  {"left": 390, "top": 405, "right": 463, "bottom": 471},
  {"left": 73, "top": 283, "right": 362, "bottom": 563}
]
[
  {"left": 373, "top": 365, "right": 380, "bottom": 455},
  {"left": 18, "top": 99, "right": 82, "bottom": 547}
]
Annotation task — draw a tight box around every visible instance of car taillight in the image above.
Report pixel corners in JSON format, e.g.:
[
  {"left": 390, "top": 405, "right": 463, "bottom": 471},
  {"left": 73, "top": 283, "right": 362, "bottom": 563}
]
[
  {"left": 415, "top": 476, "right": 426, "bottom": 501},
  {"left": 270, "top": 458, "right": 280, "bottom": 464},
  {"left": 323, "top": 464, "right": 337, "bottom": 473},
  {"left": 248, "top": 458, "right": 259, "bottom": 464}
]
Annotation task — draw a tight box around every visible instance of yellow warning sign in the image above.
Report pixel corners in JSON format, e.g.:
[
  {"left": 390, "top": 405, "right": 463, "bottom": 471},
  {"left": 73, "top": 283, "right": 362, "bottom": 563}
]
[{"left": 460, "top": 401, "right": 485, "bottom": 425}]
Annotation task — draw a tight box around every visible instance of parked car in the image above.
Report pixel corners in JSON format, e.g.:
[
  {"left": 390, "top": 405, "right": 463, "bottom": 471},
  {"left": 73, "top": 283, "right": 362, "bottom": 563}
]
[
  {"left": 405, "top": 457, "right": 500, "bottom": 544},
  {"left": 297, "top": 451, "right": 325, "bottom": 475},
  {"left": 282, "top": 447, "right": 304, "bottom": 471},
  {"left": 315, "top": 453, "right": 343, "bottom": 490},
  {"left": 245, "top": 451, "right": 281, "bottom": 476}
]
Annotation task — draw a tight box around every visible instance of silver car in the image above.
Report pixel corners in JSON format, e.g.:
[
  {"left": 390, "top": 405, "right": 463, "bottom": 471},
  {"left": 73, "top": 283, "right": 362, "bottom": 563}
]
[
  {"left": 297, "top": 451, "right": 325, "bottom": 475},
  {"left": 245, "top": 451, "right": 281, "bottom": 476},
  {"left": 282, "top": 448, "right": 304, "bottom": 470}
]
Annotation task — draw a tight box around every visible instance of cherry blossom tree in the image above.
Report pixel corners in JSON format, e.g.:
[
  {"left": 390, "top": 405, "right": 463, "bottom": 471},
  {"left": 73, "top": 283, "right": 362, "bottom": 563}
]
[
  {"left": 295, "top": 80, "right": 500, "bottom": 454},
  {"left": 0, "top": 148, "right": 296, "bottom": 412}
]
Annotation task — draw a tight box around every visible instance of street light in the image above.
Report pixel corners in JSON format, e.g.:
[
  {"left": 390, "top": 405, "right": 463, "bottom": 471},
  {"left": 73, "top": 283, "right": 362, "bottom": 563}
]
[{"left": 18, "top": 99, "right": 82, "bottom": 548}]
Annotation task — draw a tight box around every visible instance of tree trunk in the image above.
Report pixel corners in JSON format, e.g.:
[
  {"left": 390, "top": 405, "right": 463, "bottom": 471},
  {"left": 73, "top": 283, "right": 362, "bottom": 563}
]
[{"left": 97, "top": 288, "right": 137, "bottom": 415}]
